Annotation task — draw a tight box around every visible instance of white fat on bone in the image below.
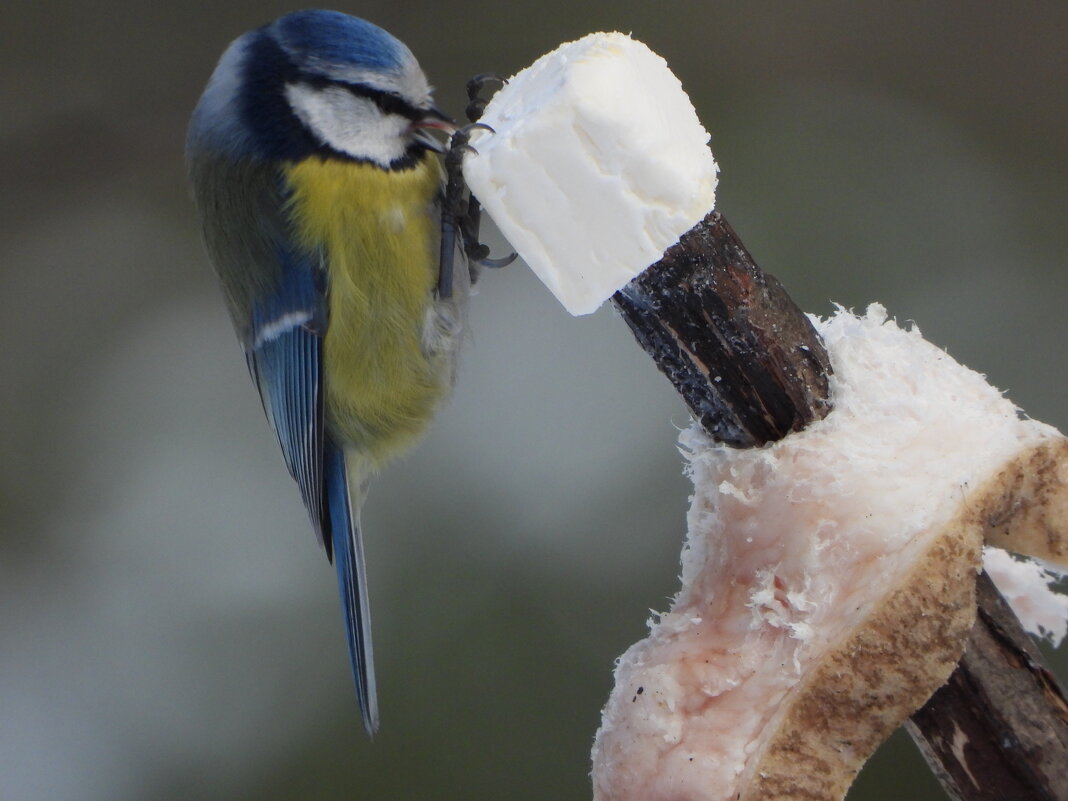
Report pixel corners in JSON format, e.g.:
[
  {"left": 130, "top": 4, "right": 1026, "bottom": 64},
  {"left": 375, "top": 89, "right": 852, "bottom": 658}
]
[
  {"left": 461, "top": 32, "right": 718, "bottom": 316},
  {"left": 591, "top": 304, "right": 1068, "bottom": 801}
]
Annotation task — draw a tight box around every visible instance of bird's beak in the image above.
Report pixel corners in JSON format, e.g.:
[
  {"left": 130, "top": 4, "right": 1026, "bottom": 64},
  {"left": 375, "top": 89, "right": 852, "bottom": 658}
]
[
  {"left": 414, "top": 106, "right": 456, "bottom": 133},
  {"left": 410, "top": 107, "right": 455, "bottom": 152}
]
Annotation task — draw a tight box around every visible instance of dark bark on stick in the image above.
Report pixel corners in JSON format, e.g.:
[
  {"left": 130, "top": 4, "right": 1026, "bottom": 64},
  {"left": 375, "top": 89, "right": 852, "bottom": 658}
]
[
  {"left": 612, "top": 212, "right": 831, "bottom": 447},
  {"left": 611, "top": 209, "right": 1068, "bottom": 800},
  {"left": 906, "top": 572, "right": 1068, "bottom": 801}
]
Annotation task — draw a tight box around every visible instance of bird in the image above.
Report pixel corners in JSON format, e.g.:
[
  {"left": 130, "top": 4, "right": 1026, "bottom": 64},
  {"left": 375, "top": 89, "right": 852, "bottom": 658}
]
[{"left": 185, "top": 9, "right": 468, "bottom": 735}]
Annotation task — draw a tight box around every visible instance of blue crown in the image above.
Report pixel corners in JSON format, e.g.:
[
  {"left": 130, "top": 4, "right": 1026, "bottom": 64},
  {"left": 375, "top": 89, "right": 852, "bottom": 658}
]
[{"left": 271, "top": 10, "right": 408, "bottom": 73}]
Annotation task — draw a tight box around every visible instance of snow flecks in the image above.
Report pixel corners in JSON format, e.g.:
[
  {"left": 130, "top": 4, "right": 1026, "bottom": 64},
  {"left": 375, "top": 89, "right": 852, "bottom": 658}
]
[{"left": 984, "top": 547, "right": 1068, "bottom": 645}]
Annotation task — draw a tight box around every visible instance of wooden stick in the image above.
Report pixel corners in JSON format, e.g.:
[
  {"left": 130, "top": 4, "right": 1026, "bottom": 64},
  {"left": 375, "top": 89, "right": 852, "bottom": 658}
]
[
  {"left": 907, "top": 572, "right": 1068, "bottom": 801},
  {"left": 612, "top": 209, "right": 1068, "bottom": 799},
  {"left": 612, "top": 212, "right": 831, "bottom": 447}
]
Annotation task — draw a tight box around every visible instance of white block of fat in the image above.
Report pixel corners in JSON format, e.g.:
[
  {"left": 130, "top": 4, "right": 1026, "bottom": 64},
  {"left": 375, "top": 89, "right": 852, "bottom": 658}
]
[{"left": 462, "top": 32, "right": 719, "bottom": 316}]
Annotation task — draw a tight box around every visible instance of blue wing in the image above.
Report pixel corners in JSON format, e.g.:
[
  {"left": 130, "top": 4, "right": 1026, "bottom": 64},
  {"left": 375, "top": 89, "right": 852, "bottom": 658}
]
[
  {"left": 246, "top": 255, "right": 329, "bottom": 552},
  {"left": 245, "top": 249, "right": 379, "bottom": 734}
]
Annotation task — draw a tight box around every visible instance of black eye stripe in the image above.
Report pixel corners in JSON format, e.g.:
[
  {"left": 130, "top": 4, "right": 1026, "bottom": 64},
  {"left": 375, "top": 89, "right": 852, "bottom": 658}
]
[
  {"left": 296, "top": 74, "right": 422, "bottom": 121},
  {"left": 359, "top": 86, "right": 421, "bottom": 121}
]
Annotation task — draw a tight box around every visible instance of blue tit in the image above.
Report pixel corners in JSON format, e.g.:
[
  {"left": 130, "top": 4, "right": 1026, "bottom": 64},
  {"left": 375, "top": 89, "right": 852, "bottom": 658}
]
[{"left": 186, "top": 9, "right": 468, "bottom": 735}]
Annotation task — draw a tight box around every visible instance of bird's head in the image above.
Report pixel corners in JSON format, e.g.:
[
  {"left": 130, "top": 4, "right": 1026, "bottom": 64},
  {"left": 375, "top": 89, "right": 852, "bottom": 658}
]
[{"left": 189, "top": 10, "right": 452, "bottom": 168}]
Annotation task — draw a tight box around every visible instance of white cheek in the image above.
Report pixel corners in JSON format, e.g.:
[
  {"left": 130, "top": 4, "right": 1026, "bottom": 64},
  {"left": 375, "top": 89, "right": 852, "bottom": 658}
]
[{"left": 284, "top": 84, "right": 410, "bottom": 166}]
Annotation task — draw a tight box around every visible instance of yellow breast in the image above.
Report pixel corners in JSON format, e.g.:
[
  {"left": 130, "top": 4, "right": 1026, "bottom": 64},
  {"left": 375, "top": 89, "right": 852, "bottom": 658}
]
[{"left": 284, "top": 155, "right": 447, "bottom": 463}]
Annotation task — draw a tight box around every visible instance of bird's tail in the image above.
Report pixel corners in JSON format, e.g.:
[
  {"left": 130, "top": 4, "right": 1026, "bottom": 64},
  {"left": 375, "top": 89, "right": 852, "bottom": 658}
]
[{"left": 325, "top": 442, "right": 378, "bottom": 735}]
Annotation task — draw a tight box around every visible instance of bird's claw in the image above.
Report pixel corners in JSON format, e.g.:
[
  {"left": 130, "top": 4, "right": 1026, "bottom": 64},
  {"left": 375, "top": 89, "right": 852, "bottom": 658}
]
[
  {"left": 446, "top": 122, "right": 495, "bottom": 158},
  {"left": 477, "top": 251, "right": 518, "bottom": 270},
  {"left": 465, "top": 74, "right": 507, "bottom": 123},
  {"left": 438, "top": 76, "right": 514, "bottom": 298}
]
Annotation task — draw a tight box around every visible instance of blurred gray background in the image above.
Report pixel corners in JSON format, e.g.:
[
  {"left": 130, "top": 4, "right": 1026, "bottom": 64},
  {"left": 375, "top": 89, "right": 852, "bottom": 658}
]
[{"left": 3, "top": 2, "right": 1066, "bottom": 799}]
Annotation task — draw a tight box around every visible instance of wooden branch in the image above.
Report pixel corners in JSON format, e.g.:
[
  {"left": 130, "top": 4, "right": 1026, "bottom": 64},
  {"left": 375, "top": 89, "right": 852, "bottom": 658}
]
[
  {"left": 611, "top": 209, "right": 1068, "bottom": 800},
  {"left": 906, "top": 572, "right": 1068, "bottom": 801},
  {"left": 612, "top": 212, "right": 831, "bottom": 447}
]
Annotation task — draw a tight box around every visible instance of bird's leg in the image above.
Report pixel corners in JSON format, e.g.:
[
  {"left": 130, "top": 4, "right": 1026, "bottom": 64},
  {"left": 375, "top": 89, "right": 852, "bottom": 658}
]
[
  {"left": 438, "top": 123, "right": 468, "bottom": 299},
  {"left": 462, "top": 75, "right": 517, "bottom": 273},
  {"left": 438, "top": 75, "right": 516, "bottom": 297}
]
